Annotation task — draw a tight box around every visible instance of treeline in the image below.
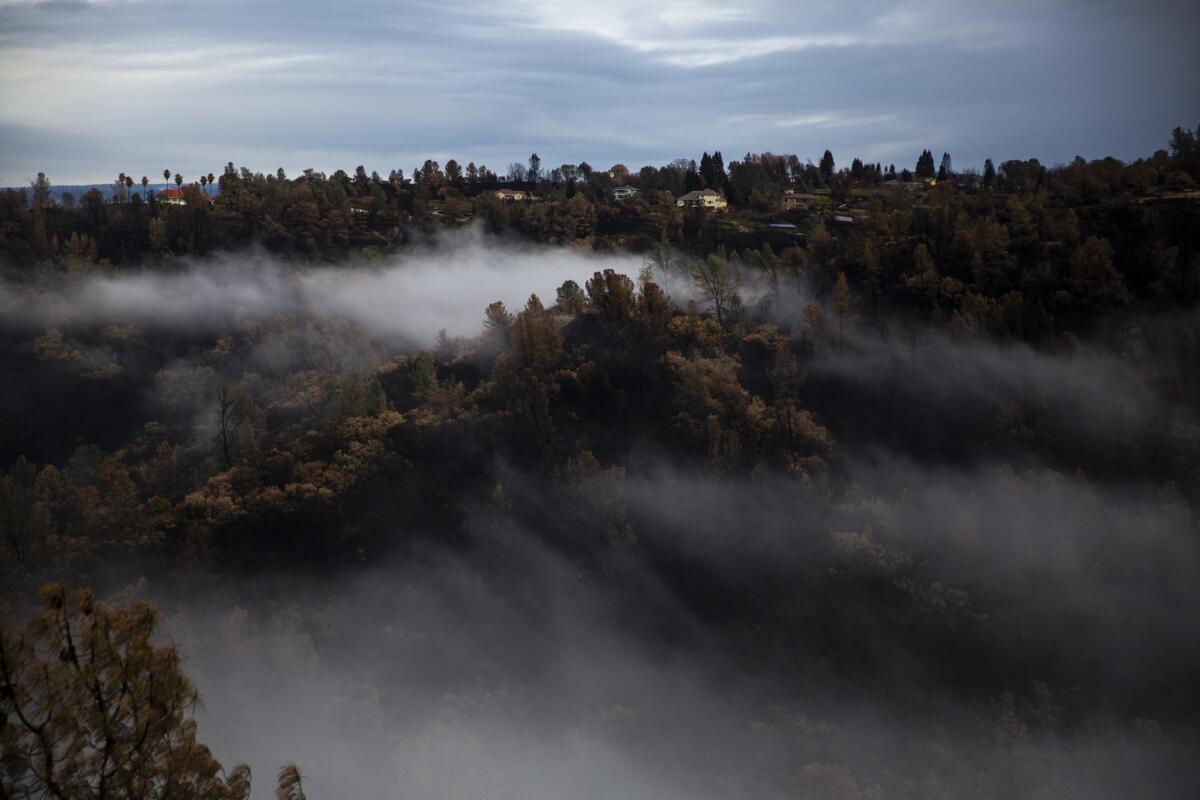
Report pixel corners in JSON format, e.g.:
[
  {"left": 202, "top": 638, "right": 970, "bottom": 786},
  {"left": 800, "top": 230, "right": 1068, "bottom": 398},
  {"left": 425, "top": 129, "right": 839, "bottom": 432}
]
[{"left": 3, "top": 127, "right": 1199, "bottom": 325}]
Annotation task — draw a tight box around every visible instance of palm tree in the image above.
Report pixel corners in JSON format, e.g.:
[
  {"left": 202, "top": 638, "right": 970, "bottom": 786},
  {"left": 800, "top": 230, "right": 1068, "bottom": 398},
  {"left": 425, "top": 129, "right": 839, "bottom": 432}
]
[
  {"left": 163, "top": 168, "right": 171, "bottom": 196},
  {"left": 200, "top": 175, "right": 208, "bottom": 194},
  {"left": 174, "top": 173, "right": 183, "bottom": 189},
  {"left": 208, "top": 172, "right": 216, "bottom": 197},
  {"left": 275, "top": 762, "right": 306, "bottom": 800},
  {"left": 124, "top": 175, "right": 134, "bottom": 202},
  {"left": 141, "top": 175, "right": 149, "bottom": 199},
  {"left": 117, "top": 172, "right": 126, "bottom": 203}
]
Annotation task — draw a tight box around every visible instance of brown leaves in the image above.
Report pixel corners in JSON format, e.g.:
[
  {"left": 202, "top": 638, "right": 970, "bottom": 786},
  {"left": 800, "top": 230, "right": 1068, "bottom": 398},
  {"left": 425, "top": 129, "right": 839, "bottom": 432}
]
[{"left": 1, "top": 585, "right": 256, "bottom": 799}]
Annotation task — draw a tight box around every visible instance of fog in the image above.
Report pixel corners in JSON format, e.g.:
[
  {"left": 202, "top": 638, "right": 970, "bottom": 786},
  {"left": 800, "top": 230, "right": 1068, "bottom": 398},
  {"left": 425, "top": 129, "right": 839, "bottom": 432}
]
[
  {"left": 4, "top": 232, "right": 1197, "bottom": 798},
  {"left": 156, "top": 452, "right": 1199, "bottom": 799},
  {"left": 0, "top": 227, "right": 661, "bottom": 343}
]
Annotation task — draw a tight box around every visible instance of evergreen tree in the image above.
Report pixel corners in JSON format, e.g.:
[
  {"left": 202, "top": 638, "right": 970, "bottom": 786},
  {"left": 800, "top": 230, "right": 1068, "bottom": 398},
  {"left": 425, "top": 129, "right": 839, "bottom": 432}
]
[
  {"left": 938, "top": 152, "right": 953, "bottom": 180},
  {"left": 916, "top": 150, "right": 936, "bottom": 179},
  {"left": 819, "top": 150, "right": 835, "bottom": 180},
  {"left": 0, "top": 584, "right": 257, "bottom": 799}
]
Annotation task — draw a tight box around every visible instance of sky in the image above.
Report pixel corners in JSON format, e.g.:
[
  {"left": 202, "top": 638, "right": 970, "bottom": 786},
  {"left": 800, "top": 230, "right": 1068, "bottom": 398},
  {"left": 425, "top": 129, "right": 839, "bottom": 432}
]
[{"left": 0, "top": 0, "right": 1197, "bottom": 186}]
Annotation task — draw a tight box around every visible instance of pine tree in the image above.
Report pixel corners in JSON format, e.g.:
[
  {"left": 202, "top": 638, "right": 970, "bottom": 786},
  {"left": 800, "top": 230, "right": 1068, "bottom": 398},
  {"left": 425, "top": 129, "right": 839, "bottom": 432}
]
[
  {"left": 832, "top": 271, "right": 858, "bottom": 345},
  {"left": 0, "top": 584, "right": 255, "bottom": 799},
  {"left": 938, "top": 152, "right": 953, "bottom": 180},
  {"left": 916, "top": 149, "right": 936, "bottom": 179},
  {"left": 819, "top": 149, "right": 835, "bottom": 180}
]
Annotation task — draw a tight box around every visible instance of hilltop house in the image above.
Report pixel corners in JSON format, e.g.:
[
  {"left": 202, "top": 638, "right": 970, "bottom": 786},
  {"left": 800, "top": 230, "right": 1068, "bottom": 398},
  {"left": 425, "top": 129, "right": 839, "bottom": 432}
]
[
  {"left": 676, "top": 189, "right": 728, "bottom": 211},
  {"left": 156, "top": 186, "right": 215, "bottom": 206},
  {"left": 495, "top": 188, "right": 526, "bottom": 201},
  {"left": 781, "top": 189, "right": 819, "bottom": 210},
  {"left": 613, "top": 186, "right": 640, "bottom": 200},
  {"left": 157, "top": 187, "right": 189, "bottom": 206}
]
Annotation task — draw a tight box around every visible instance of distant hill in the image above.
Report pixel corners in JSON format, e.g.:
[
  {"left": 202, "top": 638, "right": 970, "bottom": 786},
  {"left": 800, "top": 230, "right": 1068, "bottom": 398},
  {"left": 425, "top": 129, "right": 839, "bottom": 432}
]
[{"left": 2, "top": 183, "right": 218, "bottom": 203}]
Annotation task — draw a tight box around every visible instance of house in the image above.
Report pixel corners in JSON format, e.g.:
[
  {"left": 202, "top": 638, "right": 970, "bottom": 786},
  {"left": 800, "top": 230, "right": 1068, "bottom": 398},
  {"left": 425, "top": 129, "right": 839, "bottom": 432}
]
[
  {"left": 781, "top": 190, "right": 819, "bottom": 210},
  {"left": 495, "top": 188, "right": 526, "bottom": 201},
  {"left": 157, "top": 187, "right": 189, "bottom": 206},
  {"left": 612, "top": 186, "right": 640, "bottom": 200},
  {"left": 675, "top": 189, "right": 728, "bottom": 211},
  {"left": 156, "top": 186, "right": 215, "bottom": 206}
]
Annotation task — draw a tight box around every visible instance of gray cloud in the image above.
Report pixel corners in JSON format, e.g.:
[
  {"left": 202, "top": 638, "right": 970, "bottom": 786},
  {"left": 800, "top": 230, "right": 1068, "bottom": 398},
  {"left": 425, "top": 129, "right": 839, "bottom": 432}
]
[{"left": 2, "top": 0, "right": 1197, "bottom": 185}]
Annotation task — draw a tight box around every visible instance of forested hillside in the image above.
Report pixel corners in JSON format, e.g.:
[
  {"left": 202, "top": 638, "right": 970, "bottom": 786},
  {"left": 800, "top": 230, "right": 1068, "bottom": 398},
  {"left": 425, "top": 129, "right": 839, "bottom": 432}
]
[{"left": 2, "top": 130, "right": 1199, "bottom": 798}]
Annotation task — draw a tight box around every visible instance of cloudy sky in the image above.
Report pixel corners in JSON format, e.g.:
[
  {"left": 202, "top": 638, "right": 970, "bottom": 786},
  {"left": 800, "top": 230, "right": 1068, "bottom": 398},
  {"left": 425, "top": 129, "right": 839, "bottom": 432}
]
[{"left": 1, "top": 0, "right": 1197, "bottom": 185}]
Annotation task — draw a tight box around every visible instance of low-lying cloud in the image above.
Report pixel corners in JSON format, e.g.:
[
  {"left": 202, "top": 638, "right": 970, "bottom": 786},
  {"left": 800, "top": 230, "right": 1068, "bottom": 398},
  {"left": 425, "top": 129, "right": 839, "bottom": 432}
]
[{"left": 0, "top": 227, "right": 653, "bottom": 343}]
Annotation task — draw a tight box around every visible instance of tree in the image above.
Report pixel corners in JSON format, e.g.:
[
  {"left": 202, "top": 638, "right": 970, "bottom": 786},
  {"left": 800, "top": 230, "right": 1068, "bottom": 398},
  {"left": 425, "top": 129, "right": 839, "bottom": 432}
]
[
  {"left": 30, "top": 172, "right": 50, "bottom": 252},
  {"left": 163, "top": 168, "right": 171, "bottom": 189},
  {"left": 275, "top": 763, "right": 307, "bottom": 800},
  {"left": 806, "top": 223, "right": 837, "bottom": 297},
  {"left": 832, "top": 271, "right": 859, "bottom": 345},
  {"left": 140, "top": 175, "right": 149, "bottom": 198},
  {"left": 445, "top": 159, "right": 463, "bottom": 186},
  {"left": 1070, "top": 236, "right": 1127, "bottom": 305},
  {"left": 819, "top": 150, "right": 835, "bottom": 180},
  {"left": 528, "top": 153, "right": 541, "bottom": 183},
  {"left": 938, "top": 152, "right": 953, "bottom": 180},
  {"left": 586, "top": 269, "right": 636, "bottom": 320},
  {"left": 983, "top": 159, "right": 996, "bottom": 187},
  {"left": 1168, "top": 125, "right": 1197, "bottom": 160},
  {"left": 0, "top": 584, "right": 255, "bottom": 799},
  {"left": 0, "top": 457, "right": 36, "bottom": 568},
  {"left": 993, "top": 689, "right": 1029, "bottom": 793},
  {"left": 148, "top": 216, "right": 170, "bottom": 256},
  {"left": 174, "top": 173, "right": 183, "bottom": 189},
  {"left": 215, "top": 383, "right": 259, "bottom": 468},
  {"left": 511, "top": 294, "right": 562, "bottom": 370},
  {"left": 861, "top": 240, "right": 882, "bottom": 321},
  {"left": 484, "top": 300, "right": 515, "bottom": 346},
  {"left": 693, "top": 253, "right": 741, "bottom": 327},
  {"left": 916, "top": 149, "right": 936, "bottom": 179},
  {"left": 555, "top": 279, "right": 584, "bottom": 314},
  {"left": 699, "top": 151, "right": 716, "bottom": 187}
]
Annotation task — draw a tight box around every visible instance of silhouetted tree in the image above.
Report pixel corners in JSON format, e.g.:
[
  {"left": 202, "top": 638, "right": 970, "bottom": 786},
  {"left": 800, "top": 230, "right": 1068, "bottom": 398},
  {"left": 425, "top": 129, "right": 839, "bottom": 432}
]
[
  {"left": 0, "top": 584, "right": 255, "bottom": 799},
  {"left": 916, "top": 149, "right": 936, "bottom": 179},
  {"left": 819, "top": 150, "right": 835, "bottom": 180}
]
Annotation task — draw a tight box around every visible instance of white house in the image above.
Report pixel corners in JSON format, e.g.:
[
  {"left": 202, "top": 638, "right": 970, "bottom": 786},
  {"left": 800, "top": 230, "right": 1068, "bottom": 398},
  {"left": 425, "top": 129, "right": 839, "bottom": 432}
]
[
  {"left": 675, "top": 189, "right": 728, "bottom": 211},
  {"left": 157, "top": 188, "right": 189, "bottom": 206}
]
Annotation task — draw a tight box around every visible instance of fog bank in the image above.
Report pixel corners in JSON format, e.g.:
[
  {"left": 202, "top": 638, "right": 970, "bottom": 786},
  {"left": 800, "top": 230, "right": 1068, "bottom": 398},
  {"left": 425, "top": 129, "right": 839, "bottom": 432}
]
[{"left": 0, "top": 228, "right": 654, "bottom": 343}]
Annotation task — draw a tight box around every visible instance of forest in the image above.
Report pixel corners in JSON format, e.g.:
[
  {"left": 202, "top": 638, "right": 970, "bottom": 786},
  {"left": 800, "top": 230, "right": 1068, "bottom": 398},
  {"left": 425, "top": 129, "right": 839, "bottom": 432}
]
[{"left": 2, "top": 127, "right": 1200, "bottom": 799}]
